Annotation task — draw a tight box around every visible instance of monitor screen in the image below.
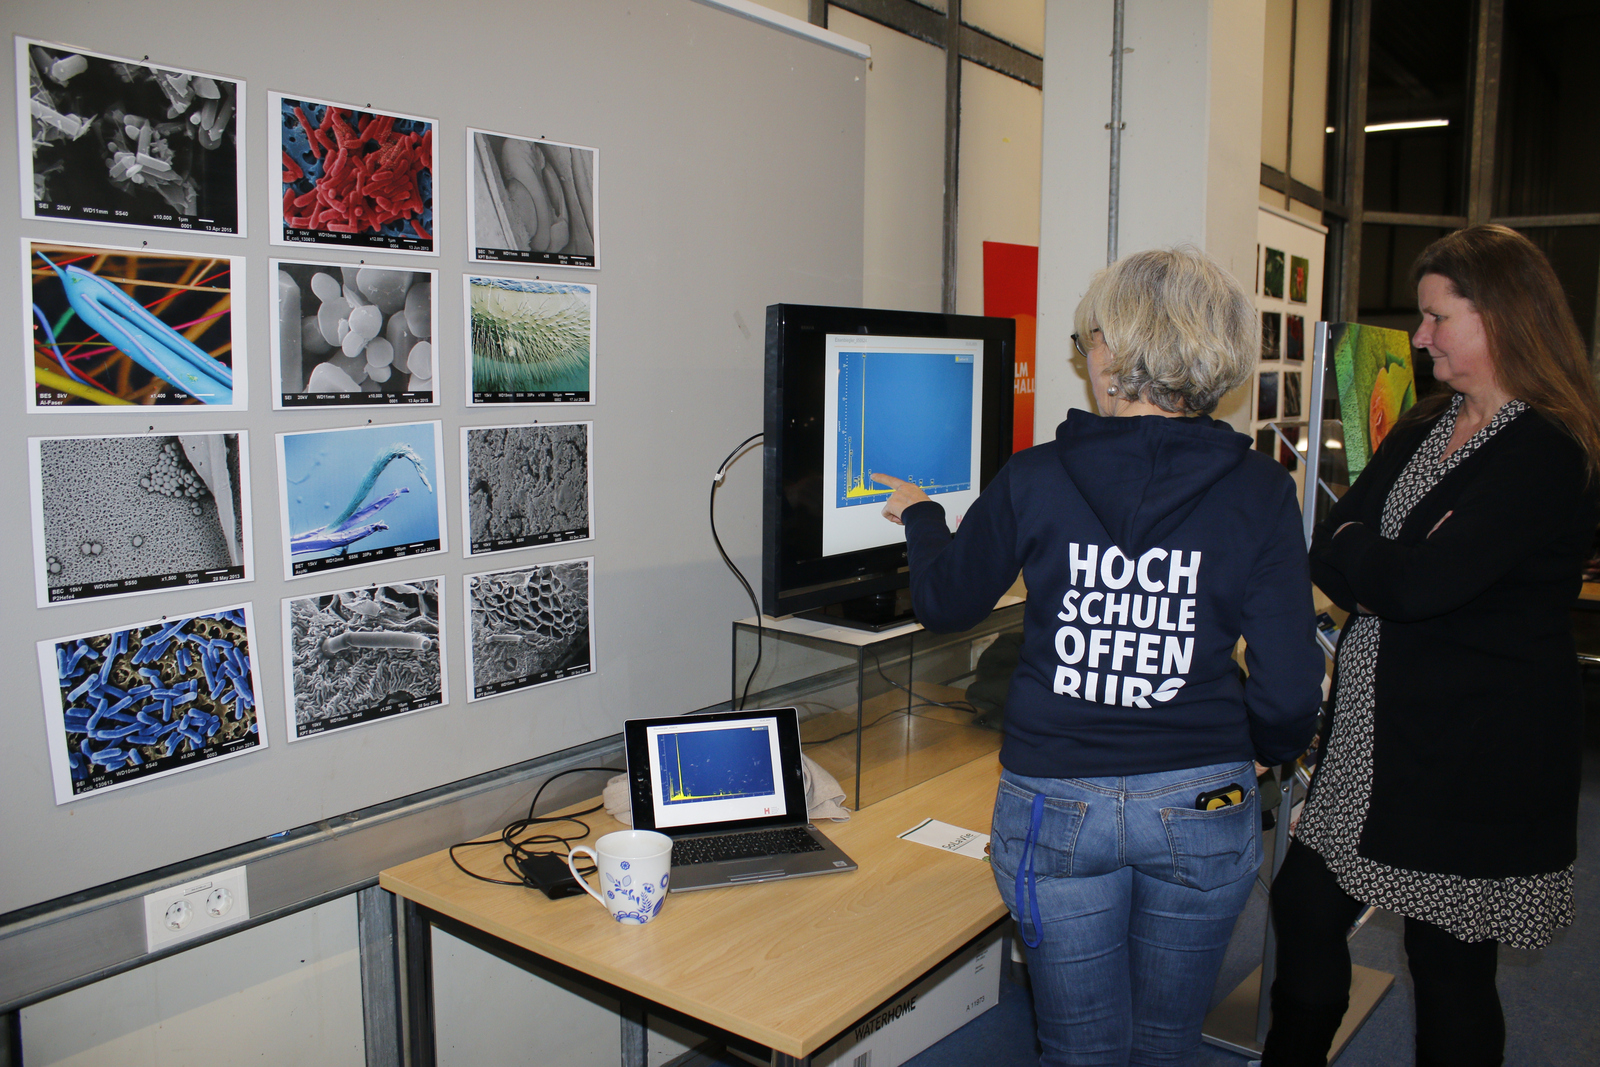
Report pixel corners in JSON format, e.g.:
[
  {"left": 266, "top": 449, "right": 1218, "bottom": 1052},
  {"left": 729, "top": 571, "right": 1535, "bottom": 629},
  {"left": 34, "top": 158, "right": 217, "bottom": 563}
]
[
  {"left": 822, "top": 333, "right": 985, "bottom": 557},
  {"left": 763, "top": 305, "right": 1014, "bottom": 626}
]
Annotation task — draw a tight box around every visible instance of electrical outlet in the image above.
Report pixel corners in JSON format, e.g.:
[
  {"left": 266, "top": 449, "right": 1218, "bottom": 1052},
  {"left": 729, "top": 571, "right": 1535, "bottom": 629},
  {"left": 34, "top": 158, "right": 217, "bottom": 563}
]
[{"left": 143, "top": 865, "right": 250, "bottom": 951}]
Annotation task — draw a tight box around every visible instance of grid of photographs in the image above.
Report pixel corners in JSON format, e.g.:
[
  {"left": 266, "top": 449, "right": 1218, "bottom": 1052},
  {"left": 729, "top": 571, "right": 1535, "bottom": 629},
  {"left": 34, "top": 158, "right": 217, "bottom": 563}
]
[
  {"left": 465, "top": 558, "right": 593, "bottom": 701},
  {"left": 270, "top": 93, "right": 437, "bottom": 256},
  {"left": 17, "top": 39, "right": 245, "bottom": 236},
  {"left": 282, "top": 577, "right": 445, "bottom": 741},
  {"left": 30, "top": 431, "right": 253, "bottom": 607},
  {"left": 39, "top": 604, "right": 265, "bottom": 804},
  {"left": 466, "top": 276, "right": 595, "bottom": 404},
  {"left": 271, "top": 260, "right": 437, "bottom": 406},
  {"left": 15, "top": 59, "right": 608, "bottom": 803},
  {"left": 468, "top": 130, "right": 597, "bottom": 268},
  {"left": 24, "top": 239, "right": 247, "bottom": 411},
  {"left": 462, "top": 423, "right": 593, "bottom": 555},
  {"left": 276, "top": 421, "right": 447, "bottom": 579}
]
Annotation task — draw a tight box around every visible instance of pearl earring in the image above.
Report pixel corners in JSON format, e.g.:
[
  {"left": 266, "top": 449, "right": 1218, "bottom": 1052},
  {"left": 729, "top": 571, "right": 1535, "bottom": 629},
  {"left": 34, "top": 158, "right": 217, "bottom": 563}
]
[{"left": 1106, "top": 385, "right": 1117, "bottom": 396}]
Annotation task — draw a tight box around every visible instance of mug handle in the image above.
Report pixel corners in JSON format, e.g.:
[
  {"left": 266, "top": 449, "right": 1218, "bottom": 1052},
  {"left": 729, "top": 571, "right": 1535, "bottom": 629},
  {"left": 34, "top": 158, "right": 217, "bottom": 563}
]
[{"left": 567, "top": 846, "right": 606, "bottom": 906}]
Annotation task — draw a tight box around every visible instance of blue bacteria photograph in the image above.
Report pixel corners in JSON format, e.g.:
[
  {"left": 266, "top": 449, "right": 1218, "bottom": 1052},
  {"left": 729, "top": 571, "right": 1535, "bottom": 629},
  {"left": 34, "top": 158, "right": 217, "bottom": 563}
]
[
  {"left": 38, "top": 604, "right": 265, "bottom": 804},
  {"left": 277, "top": 421, "right": 447, "bottom": 579}
]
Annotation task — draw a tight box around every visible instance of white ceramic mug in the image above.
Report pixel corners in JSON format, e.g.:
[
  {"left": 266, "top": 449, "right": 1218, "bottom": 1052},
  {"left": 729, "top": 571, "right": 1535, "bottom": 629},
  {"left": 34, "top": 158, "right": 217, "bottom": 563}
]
[{"left": 567, "top": 830, "right": 674, "bottom": 925}]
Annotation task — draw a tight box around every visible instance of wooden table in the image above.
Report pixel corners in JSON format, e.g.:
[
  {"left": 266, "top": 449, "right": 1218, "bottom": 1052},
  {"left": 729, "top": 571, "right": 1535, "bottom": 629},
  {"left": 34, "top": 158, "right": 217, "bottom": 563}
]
[{"left": 380, "top": 752, "right": 1006, "bottom": 1066}]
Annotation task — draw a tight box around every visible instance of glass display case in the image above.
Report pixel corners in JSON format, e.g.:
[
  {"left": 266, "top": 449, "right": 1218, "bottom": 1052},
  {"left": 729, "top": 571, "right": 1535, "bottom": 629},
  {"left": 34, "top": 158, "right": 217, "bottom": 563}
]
[{"left": 731, "top": 598, "right": 1024, "bottom": 810}]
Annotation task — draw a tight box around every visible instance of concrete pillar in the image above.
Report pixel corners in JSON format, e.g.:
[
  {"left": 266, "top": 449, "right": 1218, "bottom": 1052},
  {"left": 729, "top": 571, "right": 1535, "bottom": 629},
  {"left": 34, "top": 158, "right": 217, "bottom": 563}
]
[{"left": 1036, "top": 0, "right": 1267, "bottom": 434}]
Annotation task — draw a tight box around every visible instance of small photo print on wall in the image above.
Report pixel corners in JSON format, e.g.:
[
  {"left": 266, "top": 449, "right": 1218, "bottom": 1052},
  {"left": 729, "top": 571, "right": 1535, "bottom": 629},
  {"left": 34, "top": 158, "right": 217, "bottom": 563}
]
[
  {"left": 17, "top": 38, "right": 245, "bottom": 236},
  {"left": 39, "top": 603, "right": 265, "bottom": 805},
  {"left": 277, "top": 420, "right": 446, "bottom": 579},
  {"left": 24, "top": 239, "right": 246, "bottom": 412},
  {"left": 271, "top": 260, "right": 436, "bottom": 406},
  {"left": 469, "top": 130, "right": 597, "bottom": 268},
  {"left": 1257, "top": 372, "right": 1279, "bottom": 421},
  {"left": 282, "top": 577, "right": 445, "bottom": 741},
  {"left": 1283, "top": 370, "right": 1302, "bottom": 418},
  {"left": 271, "top": 93, "right": 436, "bottom": 255},
  {"left": 1277, "top": 424, "right": 1300, "bottom": 471},
  {"left": 1289, "top": 255, "right": 1310, "bottom": 304},
  {"left": 466, "top": 276, "right": 595, "bottom": 404},
  {"left": 462, "top": 423, "right": 593, "bottom": 555},
  {"left": 30, "top": 432, "right": 252, "bottom": 608},
  {"left": 1263, "top": 248, "right": 1286, "bottom": 300},
  {"left": 1261, "top": 311, "right": 1281, "bottom": 360},
  {"left": 465, "top": 558, "right": 593, "bottom": 701},
  {"left": 1286, "top": 314, "right": 1305, "bottom": 361}
]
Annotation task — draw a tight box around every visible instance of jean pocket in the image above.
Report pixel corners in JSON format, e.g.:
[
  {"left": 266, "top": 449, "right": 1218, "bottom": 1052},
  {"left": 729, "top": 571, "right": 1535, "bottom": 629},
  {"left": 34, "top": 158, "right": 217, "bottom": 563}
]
[
  {"left": 991, "top": 778, "right": 1087, "bottom": 879},
  {"left": 1159, "top": 791, "right": 1259, "bottom": 891}
]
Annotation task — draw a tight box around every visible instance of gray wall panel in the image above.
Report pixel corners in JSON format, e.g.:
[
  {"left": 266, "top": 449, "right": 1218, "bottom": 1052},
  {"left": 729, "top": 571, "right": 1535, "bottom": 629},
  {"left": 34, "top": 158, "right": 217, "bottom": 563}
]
[{"left": 0, "top": 0, "right": 865, "bottom": 913}]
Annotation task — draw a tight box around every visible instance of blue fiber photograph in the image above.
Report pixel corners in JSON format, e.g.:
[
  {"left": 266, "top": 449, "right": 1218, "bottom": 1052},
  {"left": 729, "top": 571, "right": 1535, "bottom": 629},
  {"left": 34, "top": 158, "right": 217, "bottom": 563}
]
[{"left": 277, "top": 420, "right": 446, "bottom": 579}]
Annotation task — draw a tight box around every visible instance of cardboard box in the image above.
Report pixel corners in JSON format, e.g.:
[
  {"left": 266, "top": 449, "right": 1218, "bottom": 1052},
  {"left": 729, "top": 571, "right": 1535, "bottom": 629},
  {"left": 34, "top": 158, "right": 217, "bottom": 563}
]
[{"left": 811, "top": 929, "right": 1004, "bottom": 1067}]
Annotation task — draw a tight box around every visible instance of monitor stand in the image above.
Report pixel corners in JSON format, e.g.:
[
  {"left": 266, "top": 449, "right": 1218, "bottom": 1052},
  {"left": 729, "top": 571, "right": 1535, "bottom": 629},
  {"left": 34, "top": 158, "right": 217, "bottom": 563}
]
[{"left": 796, "top": 588, "right": 916, "bottom": 632}]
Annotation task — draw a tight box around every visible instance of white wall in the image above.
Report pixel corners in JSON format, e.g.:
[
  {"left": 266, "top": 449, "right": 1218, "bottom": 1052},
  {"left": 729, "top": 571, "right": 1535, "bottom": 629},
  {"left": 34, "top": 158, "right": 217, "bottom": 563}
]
[
  {"left": 830, "top": 7, "right": 948, "bottom": 313},
  {"left": 955, "top": 61, "right": 1044, "bottom": 317},
  {"left": 1036, "top": 0, "right": 1268, "bottom": 435}
]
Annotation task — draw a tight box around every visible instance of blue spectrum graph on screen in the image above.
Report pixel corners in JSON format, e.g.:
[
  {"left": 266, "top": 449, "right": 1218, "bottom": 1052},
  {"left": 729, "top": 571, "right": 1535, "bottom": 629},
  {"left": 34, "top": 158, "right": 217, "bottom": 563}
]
[
  {"left": 658, "top": 726, "right": 776, "bottom": 806},
  {"left": 835, "top": 351, "right": 974, "bottom": 509}
]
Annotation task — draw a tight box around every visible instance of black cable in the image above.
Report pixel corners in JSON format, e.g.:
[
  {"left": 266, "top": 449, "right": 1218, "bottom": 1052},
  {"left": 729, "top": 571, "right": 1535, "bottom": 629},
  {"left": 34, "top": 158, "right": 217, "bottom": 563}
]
[
  {"left": 710, "top": 432, "right": 765, "bottom": 708},
  {"left": 448, "top": 766, "right": 622, "bottom": 887}
]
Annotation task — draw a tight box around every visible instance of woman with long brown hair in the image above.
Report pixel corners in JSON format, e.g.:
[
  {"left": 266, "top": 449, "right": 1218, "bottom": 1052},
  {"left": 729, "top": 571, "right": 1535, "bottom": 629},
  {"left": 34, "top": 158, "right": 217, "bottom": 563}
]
[{"left": 1261, "top": 225, "right": 1600, "bottom": 1067}]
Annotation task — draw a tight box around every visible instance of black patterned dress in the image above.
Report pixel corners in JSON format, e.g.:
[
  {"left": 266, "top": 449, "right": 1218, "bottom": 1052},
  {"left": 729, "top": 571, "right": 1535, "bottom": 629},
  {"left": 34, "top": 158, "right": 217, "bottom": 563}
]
[{"left": 1294, "top": 394, "right": 1574, "bottom": 949}]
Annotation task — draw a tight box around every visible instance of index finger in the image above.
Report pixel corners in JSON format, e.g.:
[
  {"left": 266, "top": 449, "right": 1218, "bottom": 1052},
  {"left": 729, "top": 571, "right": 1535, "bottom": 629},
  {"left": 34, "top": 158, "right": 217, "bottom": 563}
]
[{"left": 870, "top": 472, "right": 909, "bottom": 489}]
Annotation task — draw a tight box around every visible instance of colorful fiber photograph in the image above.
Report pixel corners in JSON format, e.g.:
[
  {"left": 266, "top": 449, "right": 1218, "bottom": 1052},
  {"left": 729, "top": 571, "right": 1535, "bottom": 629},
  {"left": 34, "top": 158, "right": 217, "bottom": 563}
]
[
  {"left": 25, "top": 240, "right": 243, "bottom": 411},
  {"left": 465, "top": 276, "right": 594, "bottom": 404},
  {"left": 272, "top": 92, "right": 436, "bottom": 255},
  {"left": 38, "top": 604, "right": 265, "bottom": 805},
  {"left": 18, "top": 37, "right": 244, "bottom": 234}
]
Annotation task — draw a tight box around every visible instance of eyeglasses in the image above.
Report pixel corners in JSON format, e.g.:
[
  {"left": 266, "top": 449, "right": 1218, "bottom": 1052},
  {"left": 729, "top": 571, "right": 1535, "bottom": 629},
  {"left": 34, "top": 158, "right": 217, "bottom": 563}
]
[{"left": 1071, "top": 330, "right": 1099, "bottom": 358}]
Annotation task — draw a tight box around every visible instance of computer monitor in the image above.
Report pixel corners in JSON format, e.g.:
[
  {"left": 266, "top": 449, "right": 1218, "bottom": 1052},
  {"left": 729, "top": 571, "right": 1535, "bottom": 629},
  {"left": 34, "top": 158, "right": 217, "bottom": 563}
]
[{"left": 762, "top": 304, "right": 1015, "bottom": 629}]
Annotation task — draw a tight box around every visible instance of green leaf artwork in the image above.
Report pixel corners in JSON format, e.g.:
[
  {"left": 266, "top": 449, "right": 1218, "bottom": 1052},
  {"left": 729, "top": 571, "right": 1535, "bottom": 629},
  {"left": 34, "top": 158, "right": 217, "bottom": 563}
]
[{"left": 1330, "top": 322, "right": 1417, "bottom": 480}]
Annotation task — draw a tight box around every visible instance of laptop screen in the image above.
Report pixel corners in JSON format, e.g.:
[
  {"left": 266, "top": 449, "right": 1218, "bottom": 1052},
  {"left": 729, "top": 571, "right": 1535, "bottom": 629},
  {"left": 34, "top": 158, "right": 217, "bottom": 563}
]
[{"left": 624, "top": 707, "right": 808, "bottom": 836}]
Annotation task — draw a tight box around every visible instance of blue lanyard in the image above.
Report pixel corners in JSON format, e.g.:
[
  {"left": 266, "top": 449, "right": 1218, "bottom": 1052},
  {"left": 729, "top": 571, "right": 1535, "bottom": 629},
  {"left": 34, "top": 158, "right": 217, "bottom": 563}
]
[{"left": 1014, "top": 792, "right": 1045, "bottom": 948}]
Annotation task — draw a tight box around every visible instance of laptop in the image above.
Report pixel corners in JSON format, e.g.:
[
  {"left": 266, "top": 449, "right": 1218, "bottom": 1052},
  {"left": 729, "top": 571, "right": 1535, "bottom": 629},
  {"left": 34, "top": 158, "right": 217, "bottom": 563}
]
[{"left": 623, "top": 707, "right": 858, "bottom": 892}]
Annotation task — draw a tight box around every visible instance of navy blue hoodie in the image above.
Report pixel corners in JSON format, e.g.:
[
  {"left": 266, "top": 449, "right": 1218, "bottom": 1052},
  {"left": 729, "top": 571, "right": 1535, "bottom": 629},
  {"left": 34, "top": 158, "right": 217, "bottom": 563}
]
[{"left": 901, "top": 409, "right": 1322, "bottom": 778}]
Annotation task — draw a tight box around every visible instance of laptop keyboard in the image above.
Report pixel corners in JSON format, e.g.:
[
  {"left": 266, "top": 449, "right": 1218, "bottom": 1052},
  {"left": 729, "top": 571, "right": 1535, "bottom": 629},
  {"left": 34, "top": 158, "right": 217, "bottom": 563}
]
[{"left": 672, "top": 827, "right": 826, "bottom": 866}]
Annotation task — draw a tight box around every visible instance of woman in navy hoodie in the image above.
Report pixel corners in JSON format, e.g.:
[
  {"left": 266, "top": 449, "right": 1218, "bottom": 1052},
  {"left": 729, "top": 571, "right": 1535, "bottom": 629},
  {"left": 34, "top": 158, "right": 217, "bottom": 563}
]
[{"left": 875, "top": 247, "right": 1323, "bottom": 1066}]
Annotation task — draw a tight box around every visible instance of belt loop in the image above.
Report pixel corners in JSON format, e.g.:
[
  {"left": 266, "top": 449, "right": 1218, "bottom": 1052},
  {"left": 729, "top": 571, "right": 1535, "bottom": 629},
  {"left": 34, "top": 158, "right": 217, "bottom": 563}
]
[{"left": 1015, "top": 792, "right": 1046, "bottom": 948}]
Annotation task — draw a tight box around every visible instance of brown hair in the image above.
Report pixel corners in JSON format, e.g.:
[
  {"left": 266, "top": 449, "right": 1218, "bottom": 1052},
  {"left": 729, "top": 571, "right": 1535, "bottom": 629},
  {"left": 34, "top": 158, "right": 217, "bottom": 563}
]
[{"left": 1409, "top": 224, "right": 1600, "bottom": 478}]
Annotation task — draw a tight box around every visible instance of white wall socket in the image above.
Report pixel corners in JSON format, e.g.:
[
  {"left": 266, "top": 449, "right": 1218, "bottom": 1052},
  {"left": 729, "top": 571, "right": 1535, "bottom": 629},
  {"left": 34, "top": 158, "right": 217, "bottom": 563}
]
[{"left": 142, "top": 865, "right": 250, "bottom": 952}]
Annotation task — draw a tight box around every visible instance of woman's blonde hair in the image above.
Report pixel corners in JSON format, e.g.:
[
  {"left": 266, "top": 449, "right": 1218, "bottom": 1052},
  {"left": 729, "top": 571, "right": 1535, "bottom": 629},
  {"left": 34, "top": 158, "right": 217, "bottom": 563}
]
[{"left": 1073, "top": 246, "right": 1257, "bottom": 415}]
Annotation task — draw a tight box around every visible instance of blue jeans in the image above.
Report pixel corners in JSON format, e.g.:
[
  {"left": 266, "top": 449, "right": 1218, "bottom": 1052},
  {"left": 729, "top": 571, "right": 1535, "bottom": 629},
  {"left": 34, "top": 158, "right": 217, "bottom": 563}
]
[{"left": 991, "top": 763, "right": 1260, "bottom": 1067}]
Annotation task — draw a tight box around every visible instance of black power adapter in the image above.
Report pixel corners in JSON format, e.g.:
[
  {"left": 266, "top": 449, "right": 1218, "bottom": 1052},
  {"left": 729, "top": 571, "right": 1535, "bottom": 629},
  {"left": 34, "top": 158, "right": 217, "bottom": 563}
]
[{"left": 517, "top": 853, "right": 587, "bottom": 899}]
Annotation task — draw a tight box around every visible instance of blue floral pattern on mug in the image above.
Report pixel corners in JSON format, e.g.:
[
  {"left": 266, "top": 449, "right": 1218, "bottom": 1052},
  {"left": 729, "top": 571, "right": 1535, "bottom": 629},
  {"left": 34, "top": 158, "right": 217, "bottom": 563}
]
[{"left": 604, "top": 868, "right": 664, "bottom": 924}]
